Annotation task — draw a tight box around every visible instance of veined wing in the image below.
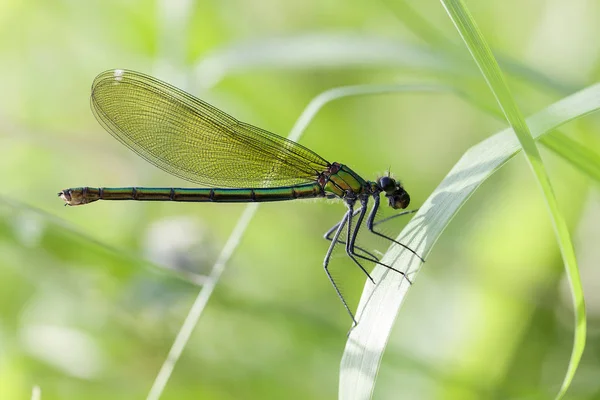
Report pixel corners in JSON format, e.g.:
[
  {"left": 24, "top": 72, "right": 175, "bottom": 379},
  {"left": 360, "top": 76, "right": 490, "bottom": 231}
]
[{"left": 91, "top": 69, "right": 330, "bottom": 188}]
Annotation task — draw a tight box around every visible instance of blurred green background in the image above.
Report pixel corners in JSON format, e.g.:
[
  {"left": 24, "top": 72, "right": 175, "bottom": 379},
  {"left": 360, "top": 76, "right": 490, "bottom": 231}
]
[{"left": 1, "top": 0, "right": 599, "bottom": 399}]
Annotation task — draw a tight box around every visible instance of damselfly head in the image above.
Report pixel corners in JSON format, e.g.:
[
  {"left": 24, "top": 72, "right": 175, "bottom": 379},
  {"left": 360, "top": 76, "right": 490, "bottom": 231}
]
[{"left": 377, "top": 176, "right": 410, "bottom": 210}]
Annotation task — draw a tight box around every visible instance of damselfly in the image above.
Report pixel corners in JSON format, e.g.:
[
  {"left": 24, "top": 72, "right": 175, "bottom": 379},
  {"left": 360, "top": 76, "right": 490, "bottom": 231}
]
[{"left": 59, "top": 69, "right": 422, "bottom": 325}]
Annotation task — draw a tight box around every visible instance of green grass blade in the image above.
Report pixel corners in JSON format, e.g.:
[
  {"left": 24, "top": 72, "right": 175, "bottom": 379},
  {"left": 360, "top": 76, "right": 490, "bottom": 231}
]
[
  {"left": 287, "top": 84, "right": 457, "bottom": 142},
  {"left": 542, "top": 132, "right": 600, "bottom": 182},
  {"left": 193, "top": 33, "right": 477, "bottom": 87},
  {"left": 339, "top": 83, "right": 600, "bottom": 399},
  {"left": 439, "top": 2, "right": 585, "bottom": 398}
]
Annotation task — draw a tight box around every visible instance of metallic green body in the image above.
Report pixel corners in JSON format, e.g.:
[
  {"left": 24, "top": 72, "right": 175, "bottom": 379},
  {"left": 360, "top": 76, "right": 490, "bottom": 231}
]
[
  {"left": 61, "top": 182, "right": 324, "bottom": 205},
  {"left": 60, "top": 164, "right": 372, "bottom": 206}
]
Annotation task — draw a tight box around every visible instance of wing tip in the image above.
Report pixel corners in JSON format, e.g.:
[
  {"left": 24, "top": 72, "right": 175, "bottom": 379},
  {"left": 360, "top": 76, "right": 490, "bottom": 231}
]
[{"left": 92, "top": 68, "right": 133, "bottom": 91}]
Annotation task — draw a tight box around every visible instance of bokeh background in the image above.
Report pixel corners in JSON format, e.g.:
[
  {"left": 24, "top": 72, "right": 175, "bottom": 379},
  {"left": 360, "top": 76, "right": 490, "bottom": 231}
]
[{"left": 1, "top": 0, "right": 600, "bottom": 399}]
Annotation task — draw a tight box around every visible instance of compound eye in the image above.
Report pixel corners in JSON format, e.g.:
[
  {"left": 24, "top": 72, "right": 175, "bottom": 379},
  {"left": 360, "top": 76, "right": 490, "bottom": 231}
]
[
  {"left": 392, "top": 191, "right": 410, "bottom": 209},
  {"left": 378, "top": 176, "right": 395, "bottom": 193}
]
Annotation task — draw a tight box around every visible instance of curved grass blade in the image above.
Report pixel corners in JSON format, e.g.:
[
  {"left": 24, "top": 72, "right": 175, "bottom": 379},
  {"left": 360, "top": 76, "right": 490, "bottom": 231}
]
[
  {"left": 339, "top": 83, "right": 600, "bottom": 399},
  {"left": 193, "top": 33, "right": 473, "bottom": 87},
  {"left": 440, "top": 1, "right": 585, "bottom": 397}
]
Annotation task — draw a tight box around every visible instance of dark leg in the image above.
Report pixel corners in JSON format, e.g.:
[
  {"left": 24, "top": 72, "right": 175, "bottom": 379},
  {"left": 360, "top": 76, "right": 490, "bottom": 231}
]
[
  {"left": 323, "top": 207, "right": 381, "bottom": 262},
  {"left": 346, "top": 198, "right": 413, "bottom": 281},
  {"left": 342, "top": 201, "right": 376, "bottom": 283},
  {"left": 367, "top": 195, "right": 424, "bottom": 262},
  {"left": 323, "top": 201, "right": 416, "bottom": 274},
  {"left": 372, "top": 209, "right": 418, "bottom": 227},
  {"left": 322, "top": 205, "right": 358, "bottom": 326}
]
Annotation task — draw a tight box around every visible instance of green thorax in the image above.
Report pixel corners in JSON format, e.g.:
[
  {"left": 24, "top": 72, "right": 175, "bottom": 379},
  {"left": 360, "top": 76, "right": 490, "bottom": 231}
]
[{"left": 321, "top": 163, "right": 369, "bottom": 198}]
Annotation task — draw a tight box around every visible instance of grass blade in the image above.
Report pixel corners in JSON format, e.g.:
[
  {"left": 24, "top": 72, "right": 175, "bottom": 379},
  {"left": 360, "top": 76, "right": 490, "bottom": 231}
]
[
  {"left": 439, "top": 2, "right": 585, "bottom": 398},
  {"left": 542, "top": 132, "right": 600, "bottom": 182}
]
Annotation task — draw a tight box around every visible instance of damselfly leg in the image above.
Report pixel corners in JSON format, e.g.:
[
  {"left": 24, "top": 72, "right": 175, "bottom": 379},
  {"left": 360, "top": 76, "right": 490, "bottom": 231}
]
[{"left": 322, "top": 196, "right": 421, "bottom": 325}]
